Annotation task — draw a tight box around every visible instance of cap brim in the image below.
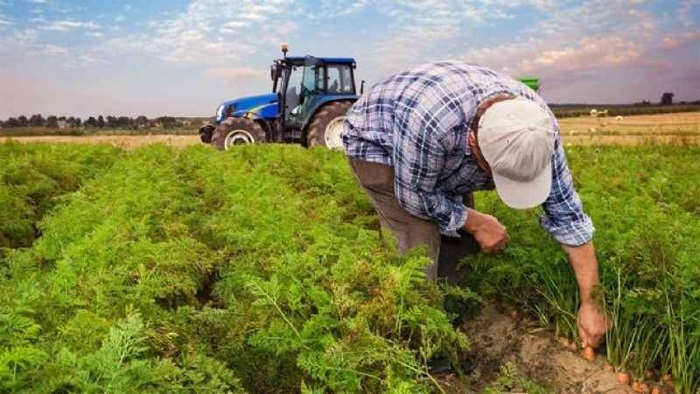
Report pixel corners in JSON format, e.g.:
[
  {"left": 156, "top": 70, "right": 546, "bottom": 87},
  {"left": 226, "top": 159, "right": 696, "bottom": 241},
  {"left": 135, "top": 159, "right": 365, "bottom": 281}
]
[{"left": 492, "top": 161, "right": 552, "bottom": 209}]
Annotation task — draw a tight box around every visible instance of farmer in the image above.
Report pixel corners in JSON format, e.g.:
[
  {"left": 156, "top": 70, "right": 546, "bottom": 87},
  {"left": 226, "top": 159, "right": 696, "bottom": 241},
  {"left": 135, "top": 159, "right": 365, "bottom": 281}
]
[{"left": 342, "top": 61, "right": 607, "bottom": 349}]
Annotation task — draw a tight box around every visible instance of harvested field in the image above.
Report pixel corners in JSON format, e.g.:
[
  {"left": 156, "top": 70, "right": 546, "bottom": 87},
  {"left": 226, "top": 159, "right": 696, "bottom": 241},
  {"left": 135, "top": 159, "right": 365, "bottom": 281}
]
[{"left": 558, "top": 112, "right": 700, "bottom": 144}]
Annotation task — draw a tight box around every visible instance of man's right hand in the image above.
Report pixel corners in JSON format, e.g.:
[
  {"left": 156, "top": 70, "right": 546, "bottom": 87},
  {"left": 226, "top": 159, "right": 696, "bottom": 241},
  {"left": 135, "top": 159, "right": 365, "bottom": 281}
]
[{"left": 463, "top": 208, "right": 510, "bottom": 253}]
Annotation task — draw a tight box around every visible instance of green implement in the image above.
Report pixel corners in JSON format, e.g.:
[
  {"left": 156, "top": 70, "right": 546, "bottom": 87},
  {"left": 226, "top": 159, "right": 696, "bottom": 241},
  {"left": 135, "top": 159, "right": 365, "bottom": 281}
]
[{"left": 517, "top": 77, "right": 540, "bottom": 92}]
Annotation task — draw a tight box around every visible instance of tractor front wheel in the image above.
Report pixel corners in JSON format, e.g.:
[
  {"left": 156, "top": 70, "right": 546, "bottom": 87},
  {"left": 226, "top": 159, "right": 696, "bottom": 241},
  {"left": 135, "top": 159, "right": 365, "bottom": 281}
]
[
  {"left": 211, "top": 117, "right": 267, "bottom": 150},
  {"left": 306, "top": 101, "right": 352, "bottom": 149}
]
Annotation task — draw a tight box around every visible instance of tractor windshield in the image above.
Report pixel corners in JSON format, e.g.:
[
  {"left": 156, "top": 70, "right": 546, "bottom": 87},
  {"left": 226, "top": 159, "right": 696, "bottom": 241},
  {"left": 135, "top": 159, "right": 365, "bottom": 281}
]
[
  {"left": 301, "top": 65, "right": 322, "bottom": 95},
  {"left": 284, "top": 65, "right": 304, "bottom": 117}
]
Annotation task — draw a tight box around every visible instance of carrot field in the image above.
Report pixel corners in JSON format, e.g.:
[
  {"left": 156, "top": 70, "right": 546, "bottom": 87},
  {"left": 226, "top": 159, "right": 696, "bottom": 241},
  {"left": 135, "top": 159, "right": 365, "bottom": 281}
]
[{"left": 0, "top": 142, "right": 698, "bottom": 393}]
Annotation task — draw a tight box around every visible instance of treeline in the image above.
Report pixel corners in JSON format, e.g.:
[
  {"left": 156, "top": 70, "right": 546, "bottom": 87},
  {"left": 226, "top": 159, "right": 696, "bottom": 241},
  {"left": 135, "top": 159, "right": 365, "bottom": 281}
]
[
  {"left": 0, "top": 114, "right": 189, "bottom": 130},
  {"left": 550, "top": 102, "right": 700, "bottom": 118}
]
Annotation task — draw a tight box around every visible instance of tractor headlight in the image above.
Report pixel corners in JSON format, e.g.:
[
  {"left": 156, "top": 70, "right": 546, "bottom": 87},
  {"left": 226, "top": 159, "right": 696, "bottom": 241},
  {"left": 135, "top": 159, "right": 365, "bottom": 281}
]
[{"left": 216, "top": 104, "right": 225, "bottom": 122}]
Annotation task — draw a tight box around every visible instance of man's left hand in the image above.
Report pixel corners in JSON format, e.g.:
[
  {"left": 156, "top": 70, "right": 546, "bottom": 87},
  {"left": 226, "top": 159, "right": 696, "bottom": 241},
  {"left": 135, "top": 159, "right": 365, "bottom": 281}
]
[{"left": 577, "top": 301, "right": 607, "bottom": 348}]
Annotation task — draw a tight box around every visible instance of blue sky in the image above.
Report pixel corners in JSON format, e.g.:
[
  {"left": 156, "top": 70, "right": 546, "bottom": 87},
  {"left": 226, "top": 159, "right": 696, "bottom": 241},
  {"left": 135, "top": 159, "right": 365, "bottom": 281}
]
[{"left": 0, "top": 0, "right": 698, "bottom": 118}]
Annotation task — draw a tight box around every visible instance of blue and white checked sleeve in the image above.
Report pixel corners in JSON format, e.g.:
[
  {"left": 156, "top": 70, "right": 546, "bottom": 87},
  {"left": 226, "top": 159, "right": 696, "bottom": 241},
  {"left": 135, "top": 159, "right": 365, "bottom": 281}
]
[
  {"left": 392, "top": 91, "right": 470, "bottom": 234},
  {"left": 540, "top": 137, "right": 595, "bottom": 246}
]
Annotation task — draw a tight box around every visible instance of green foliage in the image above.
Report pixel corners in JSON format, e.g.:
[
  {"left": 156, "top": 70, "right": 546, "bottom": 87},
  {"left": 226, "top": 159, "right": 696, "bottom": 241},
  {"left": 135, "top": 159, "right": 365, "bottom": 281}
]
[
  {"left": 466, "top": 145, "right": 700, "bottom": 392},
  {"left": 1, "top": 142, "right": 698, "bottom": 392},
  {"left": 0, "top": 143, "right": 467, "bottom": 392},
  {"left": 0, "top": 142, "right": 120, "bottom": 250}
]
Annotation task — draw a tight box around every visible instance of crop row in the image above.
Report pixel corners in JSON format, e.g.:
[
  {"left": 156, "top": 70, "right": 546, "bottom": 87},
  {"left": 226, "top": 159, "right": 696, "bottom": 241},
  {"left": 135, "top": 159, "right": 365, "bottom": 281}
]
[
  {"left": 0, "top": 143, "right": 121, "bottom": 250},
  {"left": 0, "top": 143, "right": 698, "bottom": 392},
  {"left": 467, "top": 145, "right": 699, "bottom": 391},
  {"left": 1, "top": 145, "right": 465, "bottom": 392}
]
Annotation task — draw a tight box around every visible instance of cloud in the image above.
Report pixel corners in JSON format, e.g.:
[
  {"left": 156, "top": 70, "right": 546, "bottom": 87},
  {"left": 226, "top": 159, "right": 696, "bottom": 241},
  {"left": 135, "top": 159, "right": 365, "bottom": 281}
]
[
  {"left": 76, "top": 54, "right": 105, "bottom": 65},
  {"left": 39, "top": 20, "right": 99, "bottom": 32},
  {"left": 522, "top": 36, "right": 642, "bottom": 72},
  {"left": 204, "top": 67, "right": 265, "bottom": 82},
  {"left": 678, "top": 0, "right": 699, "bottom": 27},
  {"left": 105, "top": 0, "right": 297, "bottom": 68},
  {"left": 456, "top": 1, "right": 659, "bottom": 74},
  {"left": 42, "top": 44, "right": 68, "bottom": 55},
  {"left": 0, "top": 15, "right": 13, "bottom": 27},
  {"left": 26, "top": 0, "right": 48, "bottom": 4},
  {"left": 663, "top": 30, "right": 700, "bottom": 49},
  {"left": 318, "top": 0, "right": 370, "bottom": 18}
]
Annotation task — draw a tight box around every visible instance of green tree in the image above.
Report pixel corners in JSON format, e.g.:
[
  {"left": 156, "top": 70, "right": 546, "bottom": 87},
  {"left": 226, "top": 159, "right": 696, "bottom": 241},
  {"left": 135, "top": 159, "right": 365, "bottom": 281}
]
[
  {"left": 4, "top": 117, "right": 20, "bottom": 127},
  {"left": 156, "top": 116, "right": 178, "bottom": 129},
  {"left": 660, "top": 92, "right": 674, "bottom": 105},
  {"left": 135, "top": 115, "right": 149, "bottom": 128},
  {"left": 46, "top": 115, "right": 58, "bottom": 128},
  {"left": 29, "top": 114, "right": 45, "bottom": 127},
  {"left": 17, "top": 115, "right": 29, "bottom": 127}
]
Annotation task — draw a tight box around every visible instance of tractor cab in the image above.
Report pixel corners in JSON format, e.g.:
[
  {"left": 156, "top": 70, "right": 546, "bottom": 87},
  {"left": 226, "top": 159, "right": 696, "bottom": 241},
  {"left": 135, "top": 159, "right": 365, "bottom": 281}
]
[{"left": 271, "top": 52, "right": 358, "bottom": 145}]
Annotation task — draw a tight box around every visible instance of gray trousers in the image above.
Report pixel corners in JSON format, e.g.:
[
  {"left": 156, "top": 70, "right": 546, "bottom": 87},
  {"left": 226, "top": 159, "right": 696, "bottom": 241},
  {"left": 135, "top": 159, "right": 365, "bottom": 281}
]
[{"left": 349, "top": 158, "right": 479, "bottom": 283}]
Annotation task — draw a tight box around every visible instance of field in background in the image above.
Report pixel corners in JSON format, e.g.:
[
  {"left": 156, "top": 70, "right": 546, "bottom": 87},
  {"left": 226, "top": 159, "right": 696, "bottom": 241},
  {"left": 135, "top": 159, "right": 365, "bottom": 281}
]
[
  {"left": 2, "top": 112, "right": 698, "bottom": 148},
  {"left": 559, "top": 112, "right": 700, "bottom": 145},
  {"left": 550, "top": 104, "right": 699, "bottom": 118}
]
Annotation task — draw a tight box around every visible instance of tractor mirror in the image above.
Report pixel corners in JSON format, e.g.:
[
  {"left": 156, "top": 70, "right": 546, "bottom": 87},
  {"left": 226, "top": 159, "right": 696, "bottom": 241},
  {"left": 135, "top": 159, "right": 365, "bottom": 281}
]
[{"left": 270, "top": 66, "right": 275, "bottom": 81}]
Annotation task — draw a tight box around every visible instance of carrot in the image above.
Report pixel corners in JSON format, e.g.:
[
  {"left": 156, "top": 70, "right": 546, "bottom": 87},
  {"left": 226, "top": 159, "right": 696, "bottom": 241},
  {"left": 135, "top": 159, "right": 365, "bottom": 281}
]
[
  {"left": 631, "top": 381, "right": 643, "bottom": 392},
  {"left": 616, "top": 372, "right": 631, "bottom": 385}
]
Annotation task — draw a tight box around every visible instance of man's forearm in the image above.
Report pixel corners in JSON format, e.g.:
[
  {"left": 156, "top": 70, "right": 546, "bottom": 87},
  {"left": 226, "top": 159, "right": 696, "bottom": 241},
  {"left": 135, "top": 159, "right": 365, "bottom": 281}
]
[{"left": 562, "top": 241, "right": 599, "bottom": 303}]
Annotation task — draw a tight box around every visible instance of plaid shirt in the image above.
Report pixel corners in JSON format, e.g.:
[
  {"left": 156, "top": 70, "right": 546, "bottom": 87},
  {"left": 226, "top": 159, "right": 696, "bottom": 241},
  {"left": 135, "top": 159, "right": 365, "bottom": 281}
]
[{"left": 343, "top": 61, "right": 594, "bottom": 246}]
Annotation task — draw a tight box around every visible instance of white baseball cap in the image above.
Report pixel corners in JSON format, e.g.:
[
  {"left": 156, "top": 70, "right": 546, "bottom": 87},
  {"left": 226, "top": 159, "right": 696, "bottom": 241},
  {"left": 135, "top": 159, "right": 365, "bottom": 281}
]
[{"left": 477, "top": 97, "right": 555, "bottom": 209}]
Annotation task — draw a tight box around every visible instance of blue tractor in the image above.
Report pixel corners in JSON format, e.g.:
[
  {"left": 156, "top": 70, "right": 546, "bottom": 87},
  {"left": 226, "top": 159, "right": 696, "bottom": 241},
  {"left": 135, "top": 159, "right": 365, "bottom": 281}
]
[{"left": 199, "top": 44, "right": 361, "bottom": 150}]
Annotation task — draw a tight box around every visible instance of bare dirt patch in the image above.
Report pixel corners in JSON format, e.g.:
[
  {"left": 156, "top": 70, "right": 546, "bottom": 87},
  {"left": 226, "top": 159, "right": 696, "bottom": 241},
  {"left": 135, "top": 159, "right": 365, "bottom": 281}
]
[{"left": 441, "top": 306, "right": 635, "bottom": 393}]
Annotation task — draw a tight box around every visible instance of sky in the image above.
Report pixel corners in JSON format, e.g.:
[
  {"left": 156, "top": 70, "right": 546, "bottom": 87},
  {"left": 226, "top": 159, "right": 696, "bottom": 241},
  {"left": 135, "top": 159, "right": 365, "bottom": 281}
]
[{"left": 0, "top": 0, "right": 698, "bottom": 118}]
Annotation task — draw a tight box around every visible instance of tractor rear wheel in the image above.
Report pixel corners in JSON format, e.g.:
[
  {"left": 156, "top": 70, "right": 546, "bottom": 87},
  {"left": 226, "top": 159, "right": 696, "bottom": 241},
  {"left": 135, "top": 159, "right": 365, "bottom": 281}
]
[
  {"left": 306, "top": 101, "right": 352, "bottom": 149},
  {"left": 211, "top": 117, "right": 267, "bottom": 150}
]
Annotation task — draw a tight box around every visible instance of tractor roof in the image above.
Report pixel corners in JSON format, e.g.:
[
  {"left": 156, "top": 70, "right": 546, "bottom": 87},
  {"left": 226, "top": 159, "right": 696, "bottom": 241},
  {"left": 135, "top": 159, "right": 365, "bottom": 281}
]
[{"left": 285, "top": 56, "right": 356, "bottom": 66}]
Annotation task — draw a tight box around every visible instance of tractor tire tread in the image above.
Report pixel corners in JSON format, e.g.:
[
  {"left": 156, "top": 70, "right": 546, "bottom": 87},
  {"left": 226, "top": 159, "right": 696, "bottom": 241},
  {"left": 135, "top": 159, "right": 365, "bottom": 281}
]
[
  {"left": 211, "top": 117, "right": 266, "bottom": 150},
  {"left": 306, "top": 101, "right": 353, "bottom": 148}
]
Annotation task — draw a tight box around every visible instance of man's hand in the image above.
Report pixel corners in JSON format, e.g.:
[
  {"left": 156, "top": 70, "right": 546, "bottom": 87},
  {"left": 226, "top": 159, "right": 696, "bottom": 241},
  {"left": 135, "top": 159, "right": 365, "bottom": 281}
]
[
  {"left": 577, "top": 301, "right": 607, "bottom": 348},
  {"left": 463, "top": 208, "right": 510, "bottom": 253},
  {"left": 563, "top": 242, "right": 608, "bottom": 348}
]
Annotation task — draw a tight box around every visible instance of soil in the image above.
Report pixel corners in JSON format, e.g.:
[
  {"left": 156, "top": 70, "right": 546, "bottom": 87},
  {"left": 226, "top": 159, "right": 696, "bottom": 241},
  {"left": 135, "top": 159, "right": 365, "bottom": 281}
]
[{"left": 440, "top": 306, "right": 635, "bottom": 393}]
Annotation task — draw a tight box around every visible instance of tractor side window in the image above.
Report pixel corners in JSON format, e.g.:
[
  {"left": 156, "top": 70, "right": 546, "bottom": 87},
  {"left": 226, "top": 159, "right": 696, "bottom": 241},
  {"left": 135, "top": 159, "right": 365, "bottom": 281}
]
[
  {"left": 301, "top": 65, "right": 321, "bottom": 94},
  {"left": 328, "top": 65, "right": 354, "bottom": 93}
]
